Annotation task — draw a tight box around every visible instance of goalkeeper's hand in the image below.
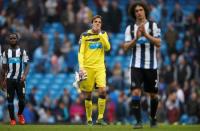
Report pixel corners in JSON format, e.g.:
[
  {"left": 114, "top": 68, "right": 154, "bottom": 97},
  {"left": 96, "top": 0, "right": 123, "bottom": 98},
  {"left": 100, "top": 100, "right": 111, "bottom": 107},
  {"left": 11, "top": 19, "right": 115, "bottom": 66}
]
[
  {"left": 73, "top": 69, "right": 87, "bottom": 94},
  {"left": 79, "top": 69, "right": 87, "bottom": 81}
]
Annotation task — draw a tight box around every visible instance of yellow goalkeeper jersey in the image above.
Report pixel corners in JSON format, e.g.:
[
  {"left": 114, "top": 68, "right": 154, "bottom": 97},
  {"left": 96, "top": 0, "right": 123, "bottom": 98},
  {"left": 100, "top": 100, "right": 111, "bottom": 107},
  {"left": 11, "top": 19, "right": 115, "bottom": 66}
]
[{"left": 78, "top": 29, "right": 111, "bottom": 69}]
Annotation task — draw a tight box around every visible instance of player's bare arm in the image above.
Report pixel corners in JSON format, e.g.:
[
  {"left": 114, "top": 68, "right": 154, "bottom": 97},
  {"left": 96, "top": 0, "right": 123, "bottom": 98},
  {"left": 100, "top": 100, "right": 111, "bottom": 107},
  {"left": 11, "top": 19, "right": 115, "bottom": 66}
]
[
  {"left": 21, "top": 64, "right": 30, "bottom": 82},
  {"left": 1, "top": 64, "right": 7, "bottom": 89},
  {"left": 123, "top": 28, "right": 142, "bottom": 51}
]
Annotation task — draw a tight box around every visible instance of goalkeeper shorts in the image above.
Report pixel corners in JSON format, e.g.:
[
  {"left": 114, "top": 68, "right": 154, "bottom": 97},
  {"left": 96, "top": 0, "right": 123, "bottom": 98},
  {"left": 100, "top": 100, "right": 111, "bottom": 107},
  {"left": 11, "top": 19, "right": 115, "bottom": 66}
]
[{"left": 79, "top": 67, "right": 106, "bottom": 92}]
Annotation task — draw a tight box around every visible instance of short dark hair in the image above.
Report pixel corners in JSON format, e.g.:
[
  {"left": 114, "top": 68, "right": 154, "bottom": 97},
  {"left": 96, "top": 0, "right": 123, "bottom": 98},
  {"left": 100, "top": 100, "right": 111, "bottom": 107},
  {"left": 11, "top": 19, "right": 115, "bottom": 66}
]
[
  {"left": 91, "top": 15, "right": 102, "bottom": 23},
  {"left": 7, "top": 32, "right": 18, "bottom": 39},
  {"left": 128, "top": 1, "right": 149, "bottom": 20},
  {"left": 6, "top": 32, "right": 19, "bottom": 44}
]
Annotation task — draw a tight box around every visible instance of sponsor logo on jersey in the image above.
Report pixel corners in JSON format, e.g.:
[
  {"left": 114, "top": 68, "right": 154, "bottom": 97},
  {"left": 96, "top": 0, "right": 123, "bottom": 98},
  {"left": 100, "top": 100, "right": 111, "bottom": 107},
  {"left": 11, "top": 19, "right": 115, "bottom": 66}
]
[{"left": 89, "top": 42, "right": 102, "bottom": 49}]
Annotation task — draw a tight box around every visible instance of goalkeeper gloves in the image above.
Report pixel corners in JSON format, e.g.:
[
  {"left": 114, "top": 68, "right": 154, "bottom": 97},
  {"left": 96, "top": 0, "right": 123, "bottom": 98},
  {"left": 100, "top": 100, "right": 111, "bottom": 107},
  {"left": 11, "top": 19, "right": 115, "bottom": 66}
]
[{"left": 73, "top": 70, "right": 87, "bottom": 93}]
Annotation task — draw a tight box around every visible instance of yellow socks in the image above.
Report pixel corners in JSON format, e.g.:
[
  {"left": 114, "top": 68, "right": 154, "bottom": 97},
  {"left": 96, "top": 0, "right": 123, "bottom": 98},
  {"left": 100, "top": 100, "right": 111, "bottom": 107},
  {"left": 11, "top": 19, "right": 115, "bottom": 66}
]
[
  {"left": 85, "top": 100, "right": 92, "bottom": 122},
  {"left": 85, "top": 97, "right": 106, "bottom": 121},
  {"left": 97, "top": 98, "right": 106, "bottom": 119}
]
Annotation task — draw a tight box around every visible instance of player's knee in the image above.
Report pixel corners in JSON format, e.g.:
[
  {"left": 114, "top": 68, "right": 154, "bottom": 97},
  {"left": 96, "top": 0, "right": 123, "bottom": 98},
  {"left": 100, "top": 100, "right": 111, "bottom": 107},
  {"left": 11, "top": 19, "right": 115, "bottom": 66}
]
[
  {"left": 98, "top": 88, "right": 106, "bottom": 98},
  {"left": 150, "top": 93, "right": 158, "bottom": 99},
  {"left": 99, "top": 94, "right": 106, "bottom": 99},
  {"left": 84, "top": 92, "right": 92, "bottom": 100},
  {"left": 132, "top": 88, "right": 141, "bottom": 96},
  {"left": 18, "top": 99, "right": 25, "bottom": 105},
  {"left": 7, "top": 102, "right": 14, "bottom": 106},
  {"left": 85, "top": 97, "right": 92, "bottom": 101},
  {"left": 7, "top": 97, "right": 14, "bottom": 103}
]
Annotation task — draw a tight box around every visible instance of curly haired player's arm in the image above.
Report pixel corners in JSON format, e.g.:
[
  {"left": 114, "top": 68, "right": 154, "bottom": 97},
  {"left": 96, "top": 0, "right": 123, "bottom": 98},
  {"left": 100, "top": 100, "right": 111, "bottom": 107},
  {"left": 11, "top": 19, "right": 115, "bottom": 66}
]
[
  {"left": 139, "top": 23, "right": 161, "bottom": 48},
  {"left": 78, "top": 35, "right": 85, "bottom": 70},
  {"left": 123, "top": 27, "right": 142, "bottom": 51},
  {"left": 142, "top": 31, "right": 161, "bottom": 48},
  {"left": 123, "top": 38, "right": 138, "bottom": 51},
  {"left": 100, "top": 32, "right": 110, "bottom": 51},
  {"left": 123, "top": 24, "right": 144, "bottom": 51}
]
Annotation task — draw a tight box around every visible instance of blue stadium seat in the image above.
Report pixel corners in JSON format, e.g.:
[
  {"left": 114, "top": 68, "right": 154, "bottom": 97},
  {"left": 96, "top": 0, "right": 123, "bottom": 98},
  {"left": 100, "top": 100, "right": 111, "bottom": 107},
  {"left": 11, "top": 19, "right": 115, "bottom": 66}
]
[
  {"left": 124, "top": 89, "right": 130, "bottom": 96},
  {"left": 53, "top": 78, "right": 64, "bottom": 84},
  {"left": 33, "top": 73, "right": 43, "bottom": 79},
  {"left": 66, "top": 78, "right": 74, "bottom": 85},
  {"left": 73, "top": 45, "right": 79, "bottom": 55},
  {"left": 38, "top": 84, "right": 48, "bottom": 91},
  {"left": 49, "top": 28, "right": 57, "bottom": 34},
  {"left": 50, "top": 84, "right": 60, "bottom": 91},
  {"left": 105, "top": 56, "right": 115, "bottom": 69},
  {"left": 122, "top": 56, "right": 131, "bottom": 69},
  {"left": 68, "top": 33, "right": 76, "bottom": 45},
  {"left": 68, "top": 73, "right": 75, "bottom": 79},
  {"left": 160, "top": 41, "right": 168, "bottom": 56},
  {"left": 114, "top": 56, "right": 123, "bottom": 63},
  {"left": 41, "top": 78, "right": 51, "bottom": 85},
  {"left": 111, "top": 38, "right": 123, "bottom": 46},
  {"left": 48, "top": 89, "right": 58, "bottom": 99},
  {"left": 52, "top": 22, "right": 65, "bottom": 34},
  {"left": 164, "top": 56, "right": 171, "bottom": 66},
  {"left": 29, "top": 78, "right": 39, "bottom": 85},
  {"left": 116, "top": 33, "right": 125, "bottom": 41},
  {"left": 110, "top": 39, "right": 120, "bottom": 56},
  {"left": 176, "top": 39, "right": 184, "bottom": 52},
  {"left": 25, "top": 84, "right": 34, "bottom": 94},
  {"left": 44, "top": 74, "right": 54, "bottom": 80},
  {"left": 63, "top": 84, "right": 72, "bottom": 90},
  {"left": 179, "top": 32, "right": 185, "bottom": 39},
  {"left": 59, "top": 33, "right": 66, "bottom": 43},
  {"left": 35, "top": 90, "right": 45, "bottom": 103},
  {"left": 56, "top": 73, "right": 68, "bottom": 79},
  {"left": 42, "top": 23, "right": 51, "bottom": 33},
  {"left": 69, "top": 87, "right": 78, "bottom": 101},
  {"left": 47, "top": 34, "right": 55, "bottom": 52},
  {"left": 109, "top": 90, "right": 120, "bottom": 104}
]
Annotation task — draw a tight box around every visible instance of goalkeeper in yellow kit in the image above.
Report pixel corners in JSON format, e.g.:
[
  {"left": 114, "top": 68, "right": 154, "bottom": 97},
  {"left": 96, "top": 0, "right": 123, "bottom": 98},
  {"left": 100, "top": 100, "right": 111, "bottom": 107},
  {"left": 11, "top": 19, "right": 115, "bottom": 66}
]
[{"left": 78, "top": 15, "right": 111, "bottom": 125}]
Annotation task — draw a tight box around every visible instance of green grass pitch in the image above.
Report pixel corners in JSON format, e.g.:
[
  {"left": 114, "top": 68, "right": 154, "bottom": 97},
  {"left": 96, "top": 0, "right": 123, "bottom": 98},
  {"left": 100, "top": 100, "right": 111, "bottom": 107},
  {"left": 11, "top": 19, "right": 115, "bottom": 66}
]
[{"left": 0, "top": 124, "right": 200, "bottom": 131}]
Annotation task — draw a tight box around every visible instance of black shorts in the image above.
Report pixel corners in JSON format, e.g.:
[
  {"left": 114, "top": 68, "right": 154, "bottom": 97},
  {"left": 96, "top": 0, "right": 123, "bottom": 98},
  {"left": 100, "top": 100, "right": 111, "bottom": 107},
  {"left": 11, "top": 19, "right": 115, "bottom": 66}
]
[
  {"left": 6, "top": 79, "right": 25, "bottom": 102},
  {"left": 131, "top": 67, "right": 159, "bottom": 93}
]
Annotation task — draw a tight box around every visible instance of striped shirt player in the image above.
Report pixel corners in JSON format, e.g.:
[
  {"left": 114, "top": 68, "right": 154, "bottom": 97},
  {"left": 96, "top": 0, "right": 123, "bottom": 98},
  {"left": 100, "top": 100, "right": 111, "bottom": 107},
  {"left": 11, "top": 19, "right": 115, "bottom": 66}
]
[
  {"left": 124, "top": 20, "right": 161, "bottom": 94},
  {"left": 125, "top": 21, "right": 161, "bottom": 69},
  {"left": 2, "top": 48, "right": 29, "bottom": 80},
  {"left": 1, "top": 33, "right": 29, "bottom": 125},
  {"left": 123, "top": 2, "right": 161, "bottom": 128}
]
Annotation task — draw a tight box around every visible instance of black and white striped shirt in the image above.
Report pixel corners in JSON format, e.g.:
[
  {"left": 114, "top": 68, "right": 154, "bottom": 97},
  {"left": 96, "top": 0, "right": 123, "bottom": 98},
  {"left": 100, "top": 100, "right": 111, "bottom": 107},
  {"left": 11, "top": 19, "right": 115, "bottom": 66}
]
[
  {"left": 2, "top": 47, "right": 29, "bottom": 80},
  {"left": 125, "top": 21, "right": 161, "bottom": 69}
]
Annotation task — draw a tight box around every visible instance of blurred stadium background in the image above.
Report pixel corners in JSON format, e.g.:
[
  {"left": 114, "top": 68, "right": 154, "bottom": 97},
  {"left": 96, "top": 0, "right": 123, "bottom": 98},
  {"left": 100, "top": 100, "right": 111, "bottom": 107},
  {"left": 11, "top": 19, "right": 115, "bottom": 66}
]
[{"left": 0, "top": 0, "right": 200, "bottom": 126}]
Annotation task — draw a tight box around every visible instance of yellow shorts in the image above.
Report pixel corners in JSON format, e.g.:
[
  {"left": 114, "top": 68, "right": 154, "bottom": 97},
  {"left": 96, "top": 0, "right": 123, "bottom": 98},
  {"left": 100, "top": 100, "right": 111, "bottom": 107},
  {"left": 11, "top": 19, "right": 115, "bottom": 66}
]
[{"left": 80, "top": 68, "right": 106, "bottom": 92}]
